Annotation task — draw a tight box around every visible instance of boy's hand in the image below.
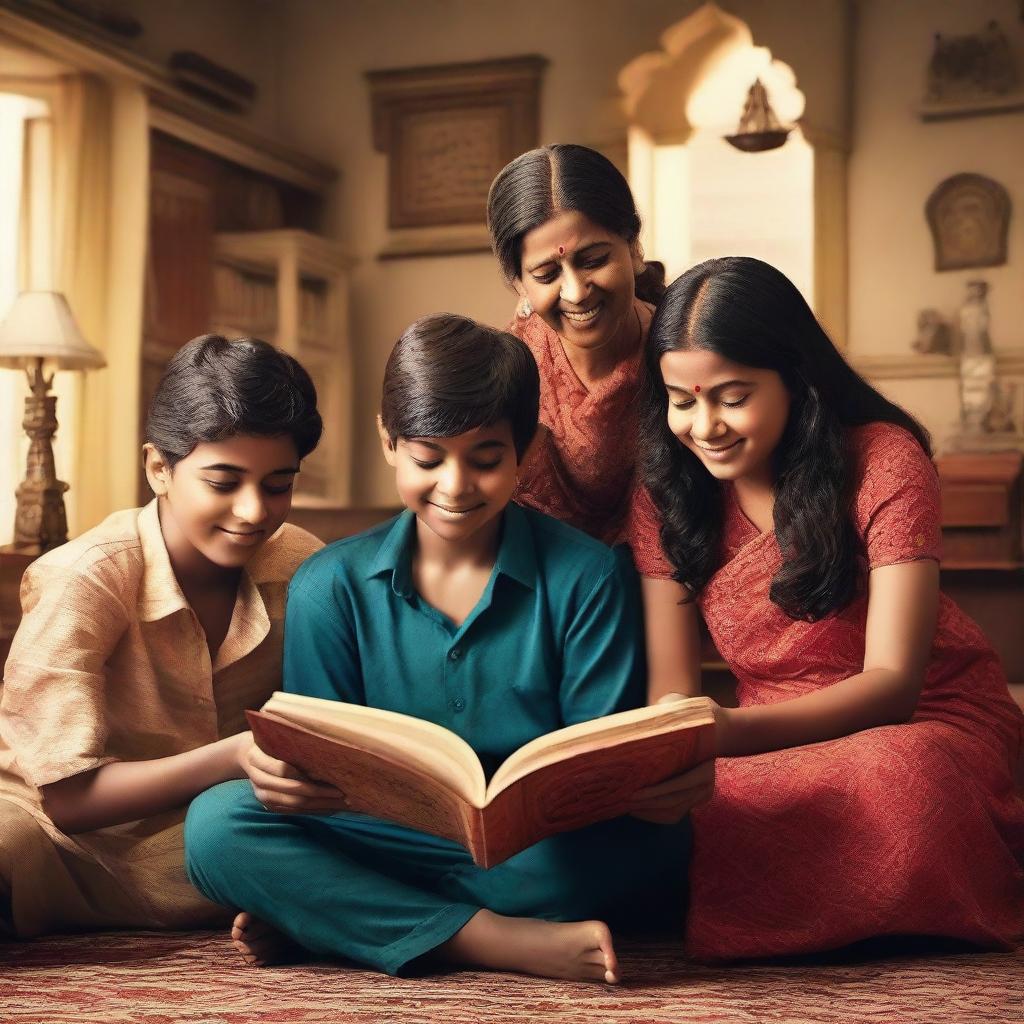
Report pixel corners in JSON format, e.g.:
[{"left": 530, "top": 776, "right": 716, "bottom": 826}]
[
  {"left": 628, "top": 759, "right": 715, "bottom": 824},
  {"left": 238, "top": 735, "right": 348, "bottom": 815}
]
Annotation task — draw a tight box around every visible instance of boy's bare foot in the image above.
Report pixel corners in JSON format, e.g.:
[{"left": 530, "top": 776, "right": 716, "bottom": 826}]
[
  {"left": 231, "top": 911, "right": 298, "bottom": 967},
  {"left": 439, "top": 910, "right": 620, "bottom": 984}
]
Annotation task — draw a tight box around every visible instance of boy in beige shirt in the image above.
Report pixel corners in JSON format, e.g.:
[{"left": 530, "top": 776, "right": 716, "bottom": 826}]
[{"left": 0, "top": 334, "right": 325, "bottom": 936}]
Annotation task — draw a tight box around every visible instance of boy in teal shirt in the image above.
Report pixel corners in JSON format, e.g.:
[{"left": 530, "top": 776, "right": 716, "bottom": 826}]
[{"left": 185, "top": 315, "right": 704, "bottom": 983}]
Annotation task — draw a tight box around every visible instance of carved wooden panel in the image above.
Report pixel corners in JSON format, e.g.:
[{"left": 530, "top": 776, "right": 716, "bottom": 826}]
[{"left": 367, "top": 57, "right": 546, "bottom": 231}]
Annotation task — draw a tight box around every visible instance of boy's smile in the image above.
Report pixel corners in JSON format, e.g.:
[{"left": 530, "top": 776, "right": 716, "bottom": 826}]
[
  {"left": 146, "top": 434, "right": 300, "bottom": 578},
  {"left": 380, "top": 421, "right": 519, "bottom": 549}
]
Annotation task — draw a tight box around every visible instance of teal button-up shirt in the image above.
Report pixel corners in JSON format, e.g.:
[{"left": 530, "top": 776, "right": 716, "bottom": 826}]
[{"left": 283, "top": 503, "right": 644, "bottom": 777}]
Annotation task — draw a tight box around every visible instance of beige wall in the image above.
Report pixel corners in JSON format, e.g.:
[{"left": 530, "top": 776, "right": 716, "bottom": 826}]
[
  {"left": 848, "top": 0, "right": 1023, "bottom": 449},
  {"left": 273, "top": 0, "right": 851, "bottom": 504}
]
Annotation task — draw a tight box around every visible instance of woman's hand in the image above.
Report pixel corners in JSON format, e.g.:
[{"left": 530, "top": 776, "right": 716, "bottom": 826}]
[
  {"left": 237, "top": 733, "right": 349, "bottom": 815},
  {"left": 628, "top": 759, "right": 715, "bottom": 824}
]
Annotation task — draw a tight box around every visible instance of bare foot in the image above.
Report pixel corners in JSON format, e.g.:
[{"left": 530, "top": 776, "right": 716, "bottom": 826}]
[
  {"left": 438, "top": 910, "right": 619, "bottom": 984},
  {"left": 231, "top": 911, "right": 298, "bottom": 967}
]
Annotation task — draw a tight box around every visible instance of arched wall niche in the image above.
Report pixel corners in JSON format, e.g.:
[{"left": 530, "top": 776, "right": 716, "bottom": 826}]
[{"left": 618, "top": 1, "right": 848, "bottom": 349}]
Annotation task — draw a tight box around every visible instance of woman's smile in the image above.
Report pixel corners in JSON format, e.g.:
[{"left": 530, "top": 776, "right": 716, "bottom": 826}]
[{"left": 562, "top": 301, "right": 604, "bottom": 325}]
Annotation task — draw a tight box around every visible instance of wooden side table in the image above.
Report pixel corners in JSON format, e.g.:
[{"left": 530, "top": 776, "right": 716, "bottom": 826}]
[{"left": 0, "top": 550, "right": 35, "bottom": 669}]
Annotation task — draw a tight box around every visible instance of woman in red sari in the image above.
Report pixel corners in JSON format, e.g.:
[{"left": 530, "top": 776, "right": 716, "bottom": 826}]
[
  {"left": 486, "top": 144, "right": 664, "bottom": 545},
  {"left": 631, "top": 256, "right": 1024, "bottom": 958}
]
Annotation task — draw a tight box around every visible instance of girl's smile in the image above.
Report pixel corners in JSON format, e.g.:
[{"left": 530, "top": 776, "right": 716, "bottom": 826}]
[{"left": 659, "top": 349, "right": 790, "bottom": 487}]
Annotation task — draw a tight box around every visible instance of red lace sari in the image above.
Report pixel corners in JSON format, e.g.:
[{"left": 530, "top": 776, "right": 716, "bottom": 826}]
[
  {"left": 631, "top": 422, "right": 1024, "bottom": 957},
  {"left": 509, "top": 300, "right": 652, "bottom": 545}
]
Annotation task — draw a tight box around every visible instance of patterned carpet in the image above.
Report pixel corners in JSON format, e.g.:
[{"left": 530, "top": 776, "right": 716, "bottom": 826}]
[{"left": 1, "top": 931, "right": 1020, "bottom": 1024}]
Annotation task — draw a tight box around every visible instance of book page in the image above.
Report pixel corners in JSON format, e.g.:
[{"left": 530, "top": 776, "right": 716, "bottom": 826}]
[
  {"left": 477, "top": 717, "right": 717, "bottom": 868},
  {"left": 487, "top": 697, "right": 714, "bottom": 798},
  {"left": 264, "top": 692, "right": 486, "bottom": 805}
]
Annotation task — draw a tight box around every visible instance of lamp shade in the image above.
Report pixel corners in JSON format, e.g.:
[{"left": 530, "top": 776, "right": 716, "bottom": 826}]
[{"left": 0, "top": 291, "right": 105, "bottom": 370}]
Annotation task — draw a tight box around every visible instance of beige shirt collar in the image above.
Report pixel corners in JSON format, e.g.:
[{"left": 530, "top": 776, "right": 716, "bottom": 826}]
[
  {"left": 135, "top": 500, "right": 296, "bottom": 672},
  {"left": 136, "top": 500, "right": 190, "bottom": 623}
]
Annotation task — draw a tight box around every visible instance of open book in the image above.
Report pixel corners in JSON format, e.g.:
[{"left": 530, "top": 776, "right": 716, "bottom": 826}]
[{"left": 247, "top": 692, "right": 716, "bottom": 869}]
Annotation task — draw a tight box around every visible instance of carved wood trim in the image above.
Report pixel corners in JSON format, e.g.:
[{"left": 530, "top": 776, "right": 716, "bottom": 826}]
[{"left": 0, "top": 5, "right": 336, "bottom": 193}]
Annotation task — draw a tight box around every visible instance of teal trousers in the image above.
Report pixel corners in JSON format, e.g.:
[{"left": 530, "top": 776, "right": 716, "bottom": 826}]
[{"left": 184, "top": 780, "right": 690, "bottom": 975}]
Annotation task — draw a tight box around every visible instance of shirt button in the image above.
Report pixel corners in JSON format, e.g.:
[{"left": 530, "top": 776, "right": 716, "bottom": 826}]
[
  {"left": 449, "top": 647, "right": 462, "bottom": 661},
  {"left": 452, "top": 697, "right": 466, "bottom": 712}
]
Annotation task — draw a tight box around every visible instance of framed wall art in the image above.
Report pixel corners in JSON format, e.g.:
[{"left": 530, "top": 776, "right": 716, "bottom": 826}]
[
  {"left": 367, "top": 55, "right": 547, "bottom": 258},
  {"left": 925, "top": 173, "right": 1011, "bottom": 272}
]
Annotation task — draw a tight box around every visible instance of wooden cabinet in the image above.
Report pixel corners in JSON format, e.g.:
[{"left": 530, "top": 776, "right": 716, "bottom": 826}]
[
  {"left": 936, "top": 452, "right": 1022, "bottom": 568},
  {"left": 212, "top": 230, "right": 356, "bottom": 505},
  {"left": 140, "top": 132, "right": 327, "bottom": 505},
  {"left": 936, "top": 451, "right": 1024, "bottom": 684}
]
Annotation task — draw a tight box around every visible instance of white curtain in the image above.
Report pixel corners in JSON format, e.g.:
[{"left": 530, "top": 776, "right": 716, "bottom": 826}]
[
  {"left": 0, "top": 92, "right": 43, "bottom": 545},
  {"left": 4, "top": 74, "right": 149, "bottom": 538}
]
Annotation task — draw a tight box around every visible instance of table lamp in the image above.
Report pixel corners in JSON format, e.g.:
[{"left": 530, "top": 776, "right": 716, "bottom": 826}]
[{"left": 0, "top": 291, "right": 105, "bottom": 554}]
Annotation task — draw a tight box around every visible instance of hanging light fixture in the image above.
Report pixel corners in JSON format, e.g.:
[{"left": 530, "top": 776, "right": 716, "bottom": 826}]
[{"left": 724, "top": 78, "right": 792, "bottom": 152}]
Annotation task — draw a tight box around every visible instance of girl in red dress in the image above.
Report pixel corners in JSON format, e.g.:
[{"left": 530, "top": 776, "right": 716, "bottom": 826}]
[
  {"left": 631, "top": 256, "right": 1024, "bottom": 958},
  {"left": 486, "top": 144, "right": 664, "bottom": 545}
]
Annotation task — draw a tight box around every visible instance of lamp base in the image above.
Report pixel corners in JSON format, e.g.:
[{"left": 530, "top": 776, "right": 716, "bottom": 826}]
[
  {"left": 8, "top": 360, "right": 70, "bottom": 554},
  {"left": 11, "top": 478, "right": 69, "bottom": 554}
]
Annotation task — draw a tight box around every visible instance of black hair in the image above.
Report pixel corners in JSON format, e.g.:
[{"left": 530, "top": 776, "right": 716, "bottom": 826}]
[
  {"left": 146, "top": 334, "right": 322, "bottom": 468},
  {"left": 640, "top": 256, "right": 931, "bottom": 621},
  {"left": 381, "top": 314, "right": 539, "bottom": 459},
  {"left": 486, "top": 143, "right": 665, "bottom": 305}
]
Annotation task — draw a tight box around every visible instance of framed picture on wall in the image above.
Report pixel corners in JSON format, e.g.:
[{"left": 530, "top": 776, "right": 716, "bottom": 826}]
[{"left": 367, "top": 56, "right": 547, "bottom": 258}]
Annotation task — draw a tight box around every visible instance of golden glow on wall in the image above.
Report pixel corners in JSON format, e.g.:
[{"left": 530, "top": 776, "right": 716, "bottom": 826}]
[
  {"left": 626, "top": 25, "right": 813, "bottom": 305},
  {"left": 686, "top": 47, "right": 804, "bottom": 132},
  {"left": 686, "top": 126, "right": 814, "bottom": 303}
]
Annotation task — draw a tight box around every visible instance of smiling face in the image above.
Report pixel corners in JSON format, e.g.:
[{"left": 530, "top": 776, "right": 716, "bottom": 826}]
[
  {"left": 517, "top": 209, "right": 640, "bottom": 355},
  {"left": 145, "top": 433, "right": 299, "bottom": 577},
  {"left": 660, "top": 348, "right": 791, "bottom": 487},
  {"left": 379, "top": 420, "right": 519, "bottom": 550}
]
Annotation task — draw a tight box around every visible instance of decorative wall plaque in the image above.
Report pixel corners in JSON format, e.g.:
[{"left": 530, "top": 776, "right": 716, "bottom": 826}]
[
  {"left": 925, "top": 173, "right": 1010, "bottom": 271},
  {"left": 920, "top": 20, "right": 1024, "bottom": 120},
  {"left": 367, "top": 56, "right": 546, "bottom": 255}
]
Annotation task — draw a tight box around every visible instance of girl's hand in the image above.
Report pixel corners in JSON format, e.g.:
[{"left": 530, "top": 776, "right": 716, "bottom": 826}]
[
  {"left": 657, "top": 692, "right": 735, "bottom": 757},
  {"left": 238, "top": 735, "right": 348, "bottom": 815},
  {"left": 628, "top": 758, "right": 715, "bottom": 824}
]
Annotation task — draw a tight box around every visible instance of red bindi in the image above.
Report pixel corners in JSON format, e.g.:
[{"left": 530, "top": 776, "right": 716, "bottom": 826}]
[
  {"left": 693, "top": 384, "right": 701, "bottom": 393},
  {"left": 557, "top": 245, "right": 565, "bottom": 256}
]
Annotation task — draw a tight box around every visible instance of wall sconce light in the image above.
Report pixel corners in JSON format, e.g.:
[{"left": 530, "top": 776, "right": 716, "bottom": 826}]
[
  {"left": 725, "top": 78, "right": 793, "bottom": 152},
  {"left": 0, "top": 291, "right": 105, "bottom": 554}
]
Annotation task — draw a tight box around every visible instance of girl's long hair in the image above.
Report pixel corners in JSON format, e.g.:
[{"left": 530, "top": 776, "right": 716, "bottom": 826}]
[{"left": 640, "top": 257, "right": 930, "bottom": 620}]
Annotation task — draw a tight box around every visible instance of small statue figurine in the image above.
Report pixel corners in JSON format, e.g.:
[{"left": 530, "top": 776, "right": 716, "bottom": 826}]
[
  {"left": 959, "top": 280, "right": 992, "bottom": 357},
  {"left": 958, "top": 280, "right": 996, "bottom": 433},
  {"left": 948, "top": 279, "right": 1023, "bottom": 451},
  {"left": 912, "top": 309, "right": 952, "bottom": 354},
  {"left": 985, "top": 380, "right": 1018, "bottom": 434}
]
